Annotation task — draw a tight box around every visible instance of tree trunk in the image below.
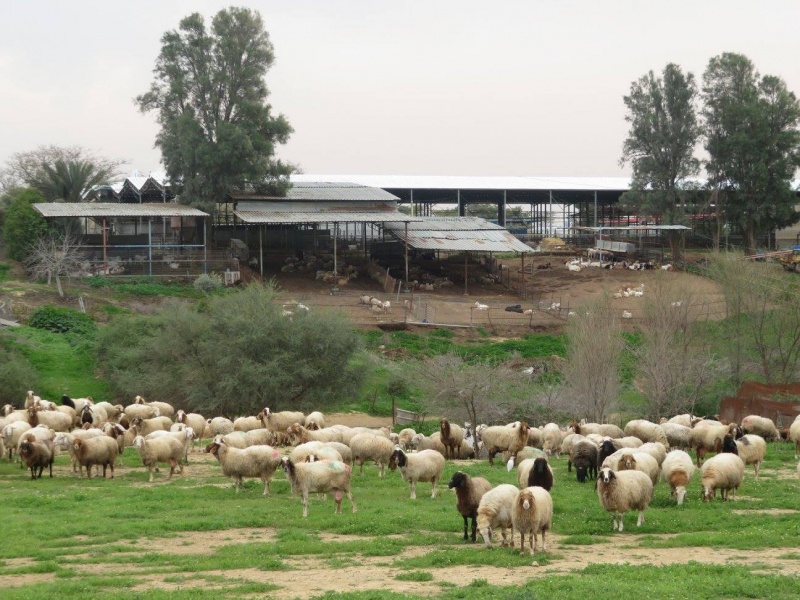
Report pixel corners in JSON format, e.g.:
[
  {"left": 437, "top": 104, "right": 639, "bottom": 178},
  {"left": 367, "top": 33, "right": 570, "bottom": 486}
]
[
  {"left": 745, "top": 221, "right": 757, "bottom": 255},
  {"left": 55, "top": 275, "right": 64, "bottom": 298}
]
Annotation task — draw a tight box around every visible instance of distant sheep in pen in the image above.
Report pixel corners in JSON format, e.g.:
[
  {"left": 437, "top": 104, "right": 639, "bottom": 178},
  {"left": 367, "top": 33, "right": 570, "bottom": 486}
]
[
  {"left": 512, "top": 486, "right": 553, "bottom": 554},
  {"left": 281, "top": 456, "right": 356, "bottom": 517},
  {"left": 388, "top": 446, "right": 445, "bottom": 499}
]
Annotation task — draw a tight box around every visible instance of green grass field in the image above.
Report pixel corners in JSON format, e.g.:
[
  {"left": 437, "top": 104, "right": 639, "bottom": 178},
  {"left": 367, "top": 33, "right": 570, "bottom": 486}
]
[{"left": 0, "top": 440, "right": 797, "bottom": 598}]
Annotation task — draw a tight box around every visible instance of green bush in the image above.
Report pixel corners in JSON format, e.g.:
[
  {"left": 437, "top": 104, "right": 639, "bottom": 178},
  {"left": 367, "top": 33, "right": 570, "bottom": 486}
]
[
  {"left": 0, "top": 341, "right": 37, "bottom": 405},
  {"left": 193, "top": 273, "right": 223, "bottom": 295},
  {"left": 28, "top": 306, "right": 97, "bottom": 336},
  {"left": 2, "top": 188, "right": 49, "bottom": 261}
]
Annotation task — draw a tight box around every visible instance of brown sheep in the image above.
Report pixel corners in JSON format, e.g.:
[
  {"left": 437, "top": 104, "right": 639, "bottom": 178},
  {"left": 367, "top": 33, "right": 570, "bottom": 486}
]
[{"left": 447, "top": 471, "right": 493, "bottom": 542}]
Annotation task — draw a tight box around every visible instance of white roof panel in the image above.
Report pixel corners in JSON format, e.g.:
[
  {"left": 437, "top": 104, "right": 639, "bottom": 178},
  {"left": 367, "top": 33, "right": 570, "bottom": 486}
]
[
  {"left": 34, "top": 203, "right": 208, "bottom": 218},
  {"left": 292, "top": 174, "right": 633, "bottom": 191}
]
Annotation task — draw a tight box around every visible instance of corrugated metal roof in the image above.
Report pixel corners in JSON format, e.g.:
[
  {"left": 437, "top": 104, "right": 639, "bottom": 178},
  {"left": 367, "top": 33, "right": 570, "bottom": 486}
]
[
  {"left": 231, "top": 182, "right": 400, "bottom": 202},
  {"left": 292, "top": 174, "right": 633, "bottom": 191},
  {"left": 235, "top": 210, "right": 417, "bottom": 224},
  {"left": 34, "top": 203, "right": 208, "bottom": 218},
  {"left": 385, "top": 217, "right": 534, "bottom": 253},
  {"left": 576, "top": 225, "right": 691, "bottom": 231}
]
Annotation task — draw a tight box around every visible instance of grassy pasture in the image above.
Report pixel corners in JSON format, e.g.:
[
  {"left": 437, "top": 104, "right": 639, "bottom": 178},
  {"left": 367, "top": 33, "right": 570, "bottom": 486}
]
[{"left": 0, "top": 441, "right": 797, "bottom": 599}]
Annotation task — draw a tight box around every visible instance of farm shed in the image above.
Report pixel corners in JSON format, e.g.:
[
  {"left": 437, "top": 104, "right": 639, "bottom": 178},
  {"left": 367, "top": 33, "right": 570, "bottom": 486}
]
[
  {"left": 33, "top": 202, "right": 212, "bottom": 276},
  {"left": 719, "top": 382, "right": 800, "bottom": 428}
]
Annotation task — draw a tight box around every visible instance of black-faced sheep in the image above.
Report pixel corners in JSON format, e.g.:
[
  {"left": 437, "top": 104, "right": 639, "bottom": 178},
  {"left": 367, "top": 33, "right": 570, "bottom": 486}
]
[
  {"left": 516, "top": 457, "right": 554, "bottom": 491},
  {"left": 72, "top": 436, "right": 119, "bottom": 479},
  {"left": 439, "top": 418, "right": 464, "bottom": 459},
  {"left": 205, "top": 435, "right": 282, "bottom": 495},
  {"left": 700, "top": 452, "right": 745, "bottom": 502},
  {"left": 388, "top": 446, "right": 445, "bottom": 499},
  {"left": 597, "top": 467, "right": 653, "bottom": 532},
  {"left": 281, "top": 456, "right": 356, "bottom": 517},
  {"left": 661, "top": 449, "right": 695, "bottom": 505},
  {"left": 476, "top": 484, "right": 519, "bottom": 548},
  {"left": 447, "top": 471, "right": 492, "bottom": 543},
  {"left": 18, "top": 433, "right": 54, "bottom": 480},
  {"left": 480, "top": 421, "right": 530, "bottom": 466},
  {"left": 569, "top": 439, "right": 599, "bottom": 483},
  {"left": 512, "top": 486, "right": 553, "bottom": 554}
]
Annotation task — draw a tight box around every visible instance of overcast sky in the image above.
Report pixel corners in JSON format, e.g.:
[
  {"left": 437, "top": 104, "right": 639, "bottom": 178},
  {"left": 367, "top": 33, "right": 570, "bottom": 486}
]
[{"left": 2, "top": 1, "right": 800, "bottom": 180}]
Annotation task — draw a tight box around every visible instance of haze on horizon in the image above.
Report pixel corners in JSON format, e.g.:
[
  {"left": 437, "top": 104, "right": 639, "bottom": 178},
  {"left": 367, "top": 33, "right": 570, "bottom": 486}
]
[{"left": 2, "top": 1, "right": 799, "bottom": 181}]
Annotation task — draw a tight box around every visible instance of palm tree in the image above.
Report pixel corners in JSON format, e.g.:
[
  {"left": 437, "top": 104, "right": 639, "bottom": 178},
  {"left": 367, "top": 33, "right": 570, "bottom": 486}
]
[{"left": 30, "top": 159, "right": 115, "bottom": 202}]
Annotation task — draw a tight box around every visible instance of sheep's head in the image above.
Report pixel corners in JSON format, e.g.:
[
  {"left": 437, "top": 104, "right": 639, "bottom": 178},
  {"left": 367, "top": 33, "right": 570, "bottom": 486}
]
[
  {"left": 134, "top": 395, "right": 145, "bottom": 404},
  {"left": 2, "top": 404, "right": 13, "bottom": 416},
  {"left": 676, "top": 486, "right": 688, "bottom": 505},
  {"left": 72, "top": 439, "right": 84, "bottom": 453},
  {"left": 448, "top": 471, "right": 467, "bottom": 489},
  {"left": 598, "top": 467, "right": 615, "bottom": 485},
  {"left": 701, "top": 486, "right": 715, "bottom": 502},
  {"left": 388, "top": 446, "right": 406, "bottom": 471},
  {"left": 132, "top": 436, "right": 145, "bottom": 450},
  {"left": 619, "top": 455, "right": 636, "bottom": 471},
  {"left": 176, "top": 410, "right": 186, "bottom": 423},
  {"left": 518, "top": 490, "right": 534, "bottom": 510}
]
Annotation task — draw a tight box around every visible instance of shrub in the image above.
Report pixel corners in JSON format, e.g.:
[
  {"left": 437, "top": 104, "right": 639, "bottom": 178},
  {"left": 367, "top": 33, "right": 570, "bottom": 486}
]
[
  {"left": 28, "top": 306, "right": 97, "bottom": 336},
  {"left": 193, "top": 273, "right": 223, "bottom": 295},
  {"left": 2, "top": 188, "right": 49, "bottom": 261},
  {"left": 0, "top": 342, "right": 37, "bottom": 405}
]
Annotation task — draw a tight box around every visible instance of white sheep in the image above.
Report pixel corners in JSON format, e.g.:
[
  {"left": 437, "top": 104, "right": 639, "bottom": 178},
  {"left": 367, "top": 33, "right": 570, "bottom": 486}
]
[
  {"left": 26, "top": 406, "right": 72, "bottom": 432},
  {"left": 124, "top": 398, "right": 160, "bottom": 420},
  {"left": 623, "top": 419, "right": 669, "bottom": 447},
  {"left": 397, "top": 427, "right": 417, "bottom": 450},
  {"left": 734, "top": 434, "right": 767, "bottom": 479},
  {"left": 208, "top": 416, "right": 235, "bottom": 437},
  {"left": 175, "top": 410, "right": 207, "bottom": 448},
  {"left": 132, "top": 435, "right": 184, "bottom": 482},
  {"left": 287, "top": 423, "right": 343, "bottom": 445},
  {"left": 541, "top": 423, "right": 563, "bottom": 457},
  {"left": 473, "top": 301, "right": 489, "bottom": 310},
  {"left": 408, "top": 433, "right": 446, "bottom": 456},
  {"left": 349, "top": 432, "right": 395, "bottom": 477},
  {"left": 661, "top": 450, "right": 695, "bottom": 505},
  {"left": 512, "top": 486, "right": 553, "bottom": 554},
  {"left": 131, "top": 416, "right": 173, "bottom": 438},
  {"left": 205, "top": 435, "right": 282, "bottom": 495},
  {"left": 689, "top": 422, "right": 730, "bottom": 466},
  {"left": 636, "top": 442, "right": 668, "bottom": 467},
  {"left": 259, "top": 407, "right": 305, "bottom": 443},
  {"left": 666, "top": 413, "right": 694, "bottom": 427},
  {"left": 476, "top": 484, "right": 519, "bottom": 548},
  {"left": 700, "top": 452, "right": 745, "bottom": 501},
  {"left": 505, "top": 446, "right": 547, "bottom": 470},
  {"left": 740, "top": 415, "right": 780, "bottom": 441},
  {"left": 244, "top": 428, "right": 275, "bottom": 447},
  {"left": 72, "top": 436, "right": 119, "bottom": 479},
  {"left": 2, "top": 421, "right": 32, "bottom": 461},
  {"left": 480, "top": 421, "right": 530, "bottom": 465},
  {"left": 388, "top": 446, "right": 445, "bottom": 499},
  {"left": 233, "top": 416, "right": 262, "bottom": 432},
  {"left": 148, "top": 427, "right": 196, "bottom": 464},
  {"left": 790, "top": 416, "right": 800, "bottom": 460},
  {"left": 597, "top": 467, "right": 654, "bottom": 532},
  {"left": 281, "top": 456, "right": 356, "bottom": 517},
  {"left": 616, "top": 451, "right": 660, "bottom": 485},
  {"left": 304, "top": 411, "right": 326, "bottom": 431},
  {"left": 661, "top": 422, "right": 692, "bottom": 450}
]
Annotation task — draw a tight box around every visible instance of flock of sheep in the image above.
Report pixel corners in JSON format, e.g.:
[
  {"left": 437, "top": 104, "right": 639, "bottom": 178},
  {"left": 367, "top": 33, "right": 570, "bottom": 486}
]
[{"left": 3, "top": 391, "right": 800, "bottom": 554}]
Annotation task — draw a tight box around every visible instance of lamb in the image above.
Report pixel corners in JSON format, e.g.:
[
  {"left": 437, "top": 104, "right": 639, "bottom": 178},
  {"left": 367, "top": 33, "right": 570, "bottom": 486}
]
[
  {"left": 597, "top": 467, "right": 654, "bottom": 532},
  {"left": 388, "top": 446, "right": 445, "bottom": 499},
  {"left": 512, "top": 486, "right": 553, "bottom": 555},
  {"left": 233, "top": 416, "right": 262, "bottom": 432},
  {"left": 476, "top": 484, "right": 519, "bottom": 548},
  {"left": 259, "top": 407, "right": 305, "bottom": 443},
  {"left": 72, "top": 436, "right": 119, "bottom": 479},
  {"left": 700, "top": 452, "right": 745, "bottom": 501},
  {"left": 447, "top": 471, "right": 493, "bottom": 542},
  {"left": 480, "top": 421, "right": 530, "bottom": 465},
  {"left": 569, "top": 439, "right": 599, "bottom": 483},
  {"left": 733, "top": 434, "right": 767, "bottom": 479},
  {"left": 661, "top": 450, "right": 695, "bottom": 505},
  {"left": 205, "top": 435, "right": 282, "bottom": 495},
  {"left": 616, "top": 451, "right": 660, "bottom": 485},
  {"left": 689, "top": 422, "right": 730, "bottom": 466},
  {"left": 623, "top": 419, "right": 669, "bottom": 447},
  {"left": 175, "top": 410, "right": 207, "bottom": 448},
  {"left": 439, "top": 418, "right": 464, "bottom": 459},
  {"left": 541, "top": 423, "right": 563, "bottom": 457},
  {"left": 741, "top": 415, "right": 780, "bottom": 441},
  {"left": 281, "top": 456, "right": 356, "bottom": 517},
  {"left": 518, "top": 457, "right": 554, "bottom": 491},
  {"left": 349, "top": 432, "right": 395, "bottom": 477},
  {"left": 791, "top": 416, "right": 800, "bottom": 460},
  {"left": 304, "top": 411, "right": 326, "bottom": 431},
  {"left": 18, "top": 433, "right": 55, "bottom": 480},
  {"left": 132, "top": 435, "right": 184, "bottom": 482}
]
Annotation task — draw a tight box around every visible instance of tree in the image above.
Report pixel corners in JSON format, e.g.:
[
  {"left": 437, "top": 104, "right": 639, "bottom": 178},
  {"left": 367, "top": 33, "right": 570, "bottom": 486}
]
[
  {"left": 2, "top": 188, "right": 49, "bottom": 261},
  {"left": 1, "top": 145, "right": 123, "bottom": 201},
  {"left": 702, "top": 53, "right": 800, "bottom": 254},
  {"left": 560, "top": 296, "right": 623, "bottom": 423},
  {"left": 628, "top": 275, "right": 724, "bottom": 419},
  {"left": 24, "top": 232, "right": 86, "bottom": 297},
  {"left": 136, "top": 7, "right": 294, "bottom": 212},
  {"left": 95, "top": 283, "right": 363, "bottom": 415},
  {"left": 620, "top": 63, "right": 701, "bottom": 260}
]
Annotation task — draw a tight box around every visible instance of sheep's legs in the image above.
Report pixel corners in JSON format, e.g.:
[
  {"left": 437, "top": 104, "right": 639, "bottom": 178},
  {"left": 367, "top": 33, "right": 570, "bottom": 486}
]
[
  {"left": 463, "top": 516, "right": 469, "bottom": 541},
  {"left": 409, "top": 481, "right": 417, "bottom": 500},
  {"left": 636, "top": 510, "right": 645, "bottom": 527},
  {"left": 430, "top": 480, "right": 438, "bottom": 499}
]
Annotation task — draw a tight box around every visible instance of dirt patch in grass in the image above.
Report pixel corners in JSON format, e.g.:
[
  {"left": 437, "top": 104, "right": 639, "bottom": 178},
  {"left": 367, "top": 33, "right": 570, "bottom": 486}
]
[{"left": 731, "top": 509, "right": 799, "bottom": 516}]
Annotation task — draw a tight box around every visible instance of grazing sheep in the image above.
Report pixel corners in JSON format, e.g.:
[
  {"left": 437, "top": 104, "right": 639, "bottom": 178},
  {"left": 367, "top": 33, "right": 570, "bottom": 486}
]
[
  {"left": 700, "top": 453, "right": 745, "bottom": 501},
  {"left": 281, "top": 456, "right": 356, "bottom": 517},
  {"left": 570, "top": 421, "right": 624, "bottom": 439},
  {"left": 517, "top": 457, "right": 554, "bottom": 491},
  {"left": 448, "top": 471, "right": 493, "bottom": 542},
  {"left": 244, "top": 428, "right": 275, "bottom": 447},
  {"left": 233, "top": 416, "right": 262, "bottom": 432},
  {"left": 512, "top": 486, "right": 553, "bottom": 555},
  {"left": 613, "top": 436, "right": 644, "bottom": 449},
  {"left": 149, "top": 428, "right": 196, "bottom": 464},
  {"left": 733, "top": 434, "right": 767, "bottom": 479},
  {"left": 304, "top": 411, "right": 326, "bottom": 431},
  {"left": 439, "top": 418, "right": 465, "bottom": 459},
  {"left": 205, "top": 435, "right": 282, "bottom": 495},
  {"left": 624, "top": 419, "right": 669, "bottom": 447},
  {"left": 661, "top": 450, "right": 695, "bottom": 505},
  {"left": 397, "top": 428, "right": 416, "bottom": 450},
  {"left": 666, "top": 413, "right": 695, "bottom": 427},
  {"left": 349, "top": 432, "right": 395, "bottom": 477},
  {"left": 477, "top": 484, "right": 519, "bottom": 548},
  {"left": 132, "top": 435, "right": 184, "bottom": 482},
  {"left": 661, "top": 422, "right": 692, "bottom": 450},
  {"left": 541, "top": 423, "right": 563, "bottom": 457},
  {"left": 175, "top": 410, "right": 207, "bottom": 448},
  {"left": 408, "top": 433, "right": 447, "bottom": 456},
  {"left": 689, "top": 422, "right": 730, "bottom": 466},
  {"left": 597, "top": 467, "right": 654, "bottom": 532},
  {"left": 259, "top": 408, "right": 305, "bottom": 443},
  {"left": 569, "top": 439, "right": 599, "bottom": 483},
  {"left": 208, "top": 417, "right": 235, "bottom": 437},
  {"left": 18, "top": 433, "right": 54, "bottom": 479},
  {"left": 388, "top": 446, "right": 445, "bottom": 499},
  {"left": 480, "top": 421, "right": 530, "bottom": 466},
  {"left": 741, "top": 415, "right": 780, "bottom": 441},
  {"left": 616, "top": 451, "right": 660, "bottom": 485},
  {"left": 72, "top": 436, "right": 119, "bottom": 479},
  {"left": 790, "top": 416, "right": 800, "bottom": 460}
]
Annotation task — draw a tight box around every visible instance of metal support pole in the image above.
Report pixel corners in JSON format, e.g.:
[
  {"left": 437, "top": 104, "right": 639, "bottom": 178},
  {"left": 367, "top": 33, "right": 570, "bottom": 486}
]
[
  {"left": 333, "top": 223, "right": 338, "bottom": 275},
  {"left": 203, "top": 217, "right": 208, "bottom": 274},
  {"left": 594, "top": 191, "right": 598, "bottom": 228},
  {"left": 148, "top": 218, "right": 153, "bottom": 276},
  {"left": 259, "top": 225, "right": 264, "bottom": 277},
  {"left": 410, "top": 189, "right": 414, "bottom": 217},
  {"left": 500, "top": 190, "right": 507, "bottom": 227},
  {"left": 404, "top": 221, "right": 409, "bottom": 283},
  {"left": 520, "top": 252, "right": 525, "bottom": 297},
  {"left": 458, "top": 190, "right": 465, "bottom": 217},
  {"left": 102, "top": 217, "right": 108, "bottom": 275},
  {"left": 548, "top": 191, "right": 553, "bottom": 237}
]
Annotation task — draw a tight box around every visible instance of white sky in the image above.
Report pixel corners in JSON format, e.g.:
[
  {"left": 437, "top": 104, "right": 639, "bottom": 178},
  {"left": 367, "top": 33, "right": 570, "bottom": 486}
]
[{"left": 2, "top": 1, "right": 799, "bottom": 179}]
